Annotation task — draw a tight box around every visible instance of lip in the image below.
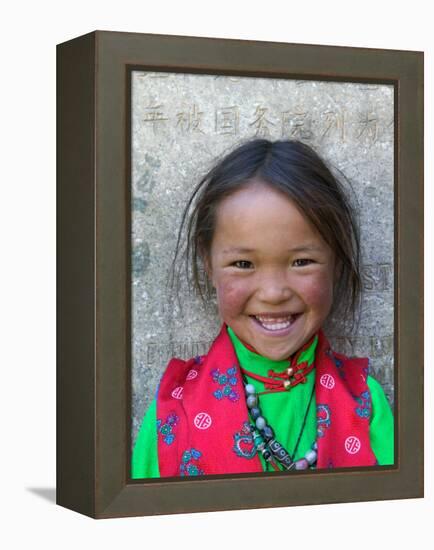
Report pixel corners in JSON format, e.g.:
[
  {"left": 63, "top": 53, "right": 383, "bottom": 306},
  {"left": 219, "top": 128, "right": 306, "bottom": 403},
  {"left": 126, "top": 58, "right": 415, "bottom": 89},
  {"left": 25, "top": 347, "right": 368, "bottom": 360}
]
[{"left": 250, "top": 313, "right": 302, "bottom": 336}]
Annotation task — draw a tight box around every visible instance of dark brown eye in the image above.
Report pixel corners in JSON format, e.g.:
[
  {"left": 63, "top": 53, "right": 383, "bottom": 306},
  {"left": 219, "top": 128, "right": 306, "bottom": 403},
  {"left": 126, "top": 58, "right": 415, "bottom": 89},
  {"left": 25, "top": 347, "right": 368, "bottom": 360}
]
[
  {"left": 294, "top": 259, "right": 313, "bottom": 267},
  {"left": 233, "top": 260, "right": 253, "bottom": 269}
]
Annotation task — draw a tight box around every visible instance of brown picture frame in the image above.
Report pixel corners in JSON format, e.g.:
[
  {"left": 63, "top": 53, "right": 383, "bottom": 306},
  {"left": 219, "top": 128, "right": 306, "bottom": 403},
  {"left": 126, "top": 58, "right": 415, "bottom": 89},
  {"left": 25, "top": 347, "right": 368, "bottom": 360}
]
[{"left": 57, "top": 30, "right": 423, "bottom": 519}]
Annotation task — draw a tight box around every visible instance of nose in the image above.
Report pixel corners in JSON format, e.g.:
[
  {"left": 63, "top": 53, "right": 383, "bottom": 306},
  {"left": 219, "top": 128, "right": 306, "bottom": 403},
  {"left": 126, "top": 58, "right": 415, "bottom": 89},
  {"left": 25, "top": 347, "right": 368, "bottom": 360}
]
[{"left": 256, "top": 269, "right": 293, "bottom": 304}]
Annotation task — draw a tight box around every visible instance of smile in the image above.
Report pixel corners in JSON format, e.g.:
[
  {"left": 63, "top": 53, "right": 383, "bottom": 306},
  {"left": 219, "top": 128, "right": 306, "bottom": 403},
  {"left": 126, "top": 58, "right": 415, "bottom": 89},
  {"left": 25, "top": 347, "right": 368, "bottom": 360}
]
[{"left": 252, "top": 314, "right": 301, "bottom": 332}]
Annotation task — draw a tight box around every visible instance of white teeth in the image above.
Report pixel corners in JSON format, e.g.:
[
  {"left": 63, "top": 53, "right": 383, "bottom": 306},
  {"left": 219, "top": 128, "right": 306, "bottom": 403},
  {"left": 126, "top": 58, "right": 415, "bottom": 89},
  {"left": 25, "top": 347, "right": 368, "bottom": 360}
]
[
  {"left": 256, "top": 315, "right": 294, "bottom": 323},
  {"left": 262, "top": 321, "right": 291, "bottom": 331},
  {"left": 254, "top": 315, "right": 297, "bottom": 331}
]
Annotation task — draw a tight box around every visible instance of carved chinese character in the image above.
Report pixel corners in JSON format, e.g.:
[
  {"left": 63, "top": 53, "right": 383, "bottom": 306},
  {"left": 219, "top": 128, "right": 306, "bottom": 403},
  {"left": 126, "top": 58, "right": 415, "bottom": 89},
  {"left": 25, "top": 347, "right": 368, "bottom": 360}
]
[
  {"left": 215, "top": 106, "right": 239, "bottom": 135},
  {"left": 143, "top": 104, "right": 169, "bottom": 133},
  {"left": 176, "top": 104, "right": 205, "bottom": 134},
  {"left": 282, "top": 109, "right": 313, "bottom": 140},
  {"left": 321, "top": 109, "right": 345, "bottom": 142},
  {"left": 357, "top": 111, "right": 378, "bottom": 143},
  {"left": 249, "top": 105, "right": 276, "bottom": 136}
]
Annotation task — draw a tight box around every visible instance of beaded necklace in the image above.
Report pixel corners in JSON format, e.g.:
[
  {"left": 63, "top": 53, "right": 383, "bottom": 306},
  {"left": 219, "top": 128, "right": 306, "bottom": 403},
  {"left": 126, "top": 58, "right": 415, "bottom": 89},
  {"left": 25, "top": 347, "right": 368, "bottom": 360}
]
[
  {"left": 230, "top": 327, "right": 318, "bottom": 470},
  {"left": 244, "top": 380, "right": 317, "bottom": 470}
]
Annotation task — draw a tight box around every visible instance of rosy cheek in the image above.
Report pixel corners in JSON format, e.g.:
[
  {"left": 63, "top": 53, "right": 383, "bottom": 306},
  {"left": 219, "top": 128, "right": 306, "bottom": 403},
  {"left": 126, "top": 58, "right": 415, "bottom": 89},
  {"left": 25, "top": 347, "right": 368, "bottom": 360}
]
[
  {"left": 297, "top": 273, "right": 334, "bottom": 307},
  {"left": 215, "top": 278, "right": 249, "bottom": 316}
]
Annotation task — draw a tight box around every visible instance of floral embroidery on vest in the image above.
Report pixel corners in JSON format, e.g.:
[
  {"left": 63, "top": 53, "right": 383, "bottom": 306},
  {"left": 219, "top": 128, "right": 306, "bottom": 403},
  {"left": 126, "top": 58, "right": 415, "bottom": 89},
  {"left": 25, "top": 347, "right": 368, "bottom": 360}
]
[
  {"left": 157, "top": 412, "right": 179, "bottom": 445},
  {"left": 354, "top": 390, "right": 372, "bottom": 419},
  {"left": 317, "top": 404, "right": 332, "bottom": 438},
  {"left": 332, "top": 354, "right": 346, "bottom": 379},
  {"left": 180, "top": 448, "right": 204, "bottom": 476},
  {"left": 211, "top": 365, "right": 240, "bottom": 402},
  {"left": 232, "top": 421, "right": 256, "bottom": 459}
]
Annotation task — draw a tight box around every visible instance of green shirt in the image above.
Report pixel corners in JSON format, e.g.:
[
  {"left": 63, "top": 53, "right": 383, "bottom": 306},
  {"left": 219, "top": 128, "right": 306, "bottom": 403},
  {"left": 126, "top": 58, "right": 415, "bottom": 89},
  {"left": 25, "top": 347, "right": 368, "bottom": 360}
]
[{"left": 132, "top": 328, "right": 394, "bottom": 478}]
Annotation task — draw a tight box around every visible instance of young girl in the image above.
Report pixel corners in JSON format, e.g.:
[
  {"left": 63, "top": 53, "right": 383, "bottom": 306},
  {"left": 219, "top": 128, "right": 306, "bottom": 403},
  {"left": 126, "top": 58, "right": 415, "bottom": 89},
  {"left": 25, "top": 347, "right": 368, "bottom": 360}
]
[{"left": 131, "top": 138, "right": 394, "bottom": 478}]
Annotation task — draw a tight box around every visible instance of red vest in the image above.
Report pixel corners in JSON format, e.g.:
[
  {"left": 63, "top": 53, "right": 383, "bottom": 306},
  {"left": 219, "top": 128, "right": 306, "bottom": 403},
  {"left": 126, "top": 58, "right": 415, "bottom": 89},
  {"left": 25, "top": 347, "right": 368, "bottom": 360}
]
[{"left": 156, "top": 325, "right": 377, "bottom": 476}]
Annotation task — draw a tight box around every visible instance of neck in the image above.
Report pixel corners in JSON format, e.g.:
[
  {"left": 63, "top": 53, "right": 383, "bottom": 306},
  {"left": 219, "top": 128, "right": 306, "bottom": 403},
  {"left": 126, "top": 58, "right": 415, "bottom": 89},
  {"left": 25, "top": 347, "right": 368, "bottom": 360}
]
[
  {"left": 234, "top": 331, "right": 316, "bottom": 362},
  {"left": 226, "top": 324, "right": 319, "bottom": 370}
]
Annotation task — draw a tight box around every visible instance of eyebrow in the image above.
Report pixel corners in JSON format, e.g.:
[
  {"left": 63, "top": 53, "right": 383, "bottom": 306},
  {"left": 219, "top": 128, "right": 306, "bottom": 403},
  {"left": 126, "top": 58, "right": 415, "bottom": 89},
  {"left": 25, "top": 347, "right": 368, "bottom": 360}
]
[
  {"left": 287, "top": 245, "right": 323, "bottom": 252},
  {"left": 221, "top": 245, "right": 322, "bottom": 255},
  {"left": 222, "top": 247, "right": 255, "bottom": 255}
]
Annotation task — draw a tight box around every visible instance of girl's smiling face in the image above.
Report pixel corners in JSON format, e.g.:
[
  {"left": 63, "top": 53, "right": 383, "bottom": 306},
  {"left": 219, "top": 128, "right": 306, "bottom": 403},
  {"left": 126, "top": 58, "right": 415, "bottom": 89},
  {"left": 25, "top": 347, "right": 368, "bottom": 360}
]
[{"left": 207, "top": 179, "right": 336, "bottom": 361}]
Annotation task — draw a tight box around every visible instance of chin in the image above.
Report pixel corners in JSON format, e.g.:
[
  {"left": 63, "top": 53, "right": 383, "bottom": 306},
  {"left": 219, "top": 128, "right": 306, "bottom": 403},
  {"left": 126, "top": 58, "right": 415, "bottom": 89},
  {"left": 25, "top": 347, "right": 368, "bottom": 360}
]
[{"left": 256, "top": 344, "right": 296, "bottom": 361}]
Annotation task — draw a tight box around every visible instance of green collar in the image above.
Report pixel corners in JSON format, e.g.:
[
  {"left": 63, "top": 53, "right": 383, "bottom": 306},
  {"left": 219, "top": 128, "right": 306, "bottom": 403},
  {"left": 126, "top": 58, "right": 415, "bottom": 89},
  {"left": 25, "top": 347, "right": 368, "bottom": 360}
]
[{"left": 227, "top": 325, "right": 318, "bottom": 375}]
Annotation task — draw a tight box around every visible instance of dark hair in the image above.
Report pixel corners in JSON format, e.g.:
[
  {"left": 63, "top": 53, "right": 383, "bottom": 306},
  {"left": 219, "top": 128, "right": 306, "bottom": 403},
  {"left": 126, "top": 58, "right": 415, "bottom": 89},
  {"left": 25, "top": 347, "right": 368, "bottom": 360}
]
[{"left": 170, "top": 138, "right": 362, "bottom": 330}]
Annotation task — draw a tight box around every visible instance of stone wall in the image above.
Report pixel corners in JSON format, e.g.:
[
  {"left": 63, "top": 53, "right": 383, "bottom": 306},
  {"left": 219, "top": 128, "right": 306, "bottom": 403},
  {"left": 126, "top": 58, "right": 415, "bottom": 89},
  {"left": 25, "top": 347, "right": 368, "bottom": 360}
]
[{"left": 131, "top": 71, "right": 394, "bottom": 443}]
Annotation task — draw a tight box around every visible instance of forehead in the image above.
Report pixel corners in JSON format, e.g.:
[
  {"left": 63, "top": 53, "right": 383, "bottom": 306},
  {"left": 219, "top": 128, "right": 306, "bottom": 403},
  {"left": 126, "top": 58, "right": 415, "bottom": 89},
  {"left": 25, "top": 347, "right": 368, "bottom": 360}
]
[{"left": 212, "top": 181, "right": 328, "bottom": 250}]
